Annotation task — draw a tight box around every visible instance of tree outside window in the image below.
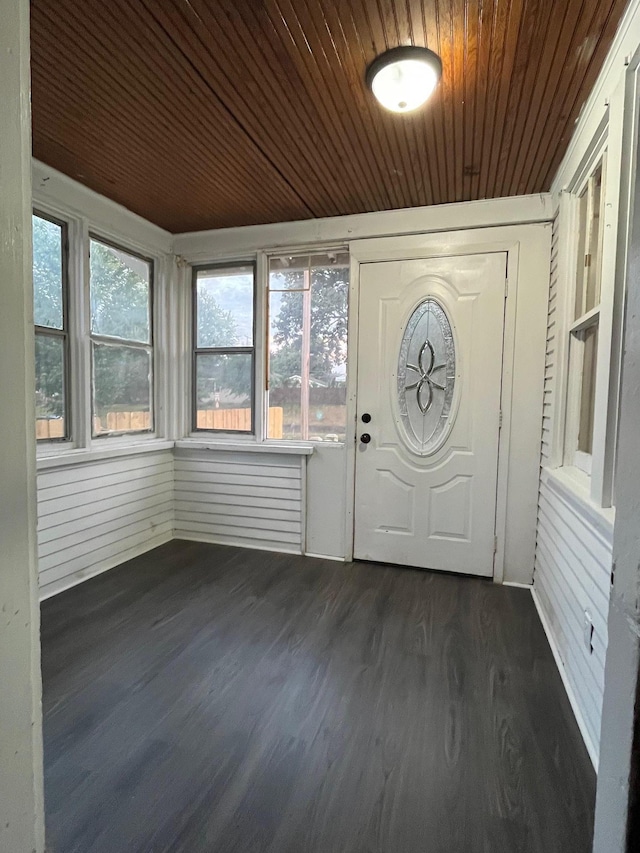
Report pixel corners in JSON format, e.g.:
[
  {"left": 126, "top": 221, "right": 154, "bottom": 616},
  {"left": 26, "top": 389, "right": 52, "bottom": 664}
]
[
  {"left": 193, "top": 264, "right": 255, "bottom": 433},
  {"left": 268, "top": 252, "right": 349, "bottom": 442},
  {"left": 565, "top": 158, "right": 605, "bottom": 475},
  {"left": 89, "top": 238, "right": 153, "bottom": 436},
  {"left": 33, "top": 212, "right": 69, "bottom": 441}
]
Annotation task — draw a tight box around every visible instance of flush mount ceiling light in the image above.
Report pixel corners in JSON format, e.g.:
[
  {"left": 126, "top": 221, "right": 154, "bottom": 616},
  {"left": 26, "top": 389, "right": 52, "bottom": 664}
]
[{"left": 366, "top": 46, "right": 442, "bottom": 113}]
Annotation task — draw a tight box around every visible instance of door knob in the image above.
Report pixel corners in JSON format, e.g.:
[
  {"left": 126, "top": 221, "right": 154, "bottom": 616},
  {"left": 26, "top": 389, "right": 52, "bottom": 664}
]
[
  {"left": 361, "top": 413, "right": 371, "bottom": 423},
  {"left": 360, "top": 433, "right": 371, "bottom": 444}
]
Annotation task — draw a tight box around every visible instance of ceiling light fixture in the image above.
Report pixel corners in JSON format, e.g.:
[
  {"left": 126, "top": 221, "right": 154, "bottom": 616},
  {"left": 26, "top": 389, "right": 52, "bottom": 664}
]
[{"left": 366, "top": 46, "right": 442, "bottom": 114}]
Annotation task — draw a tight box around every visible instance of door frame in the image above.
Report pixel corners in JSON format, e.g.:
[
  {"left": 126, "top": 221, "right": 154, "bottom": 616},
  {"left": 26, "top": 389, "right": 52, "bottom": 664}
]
[{"left": 343, "top": 223, "right": 552, "bottom": 584}]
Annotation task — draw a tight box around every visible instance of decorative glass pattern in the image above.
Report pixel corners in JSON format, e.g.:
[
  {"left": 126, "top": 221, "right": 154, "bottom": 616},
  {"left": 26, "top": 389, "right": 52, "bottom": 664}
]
[{"left": 397, "top": 299, "right": 456, "bottom": 453}]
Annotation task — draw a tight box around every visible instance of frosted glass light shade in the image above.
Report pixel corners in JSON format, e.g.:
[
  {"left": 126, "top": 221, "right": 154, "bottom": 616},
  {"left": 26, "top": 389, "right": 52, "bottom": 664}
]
[{"left": 367, "top": 47, "right": 442, "bottom": 113}]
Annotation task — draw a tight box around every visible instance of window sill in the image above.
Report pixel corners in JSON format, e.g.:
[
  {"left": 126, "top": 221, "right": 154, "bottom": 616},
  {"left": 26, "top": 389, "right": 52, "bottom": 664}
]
[
  {"left": 305, "top": 440, "right": 345, "bottom": 450},
  {"left": 36, "top": 439, "right": 175, "bottom": 471},
  {"left": 541, "top": 466, "right": 615, "bottom": 541},
  {"left": 175, "top": 439, "right": 314, "bottom": 456}
]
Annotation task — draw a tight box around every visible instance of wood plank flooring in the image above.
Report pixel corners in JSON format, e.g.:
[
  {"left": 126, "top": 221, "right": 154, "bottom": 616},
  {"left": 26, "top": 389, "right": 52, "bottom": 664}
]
[{"left": 41, "top": 541, "right": 595, "bottom": 852}]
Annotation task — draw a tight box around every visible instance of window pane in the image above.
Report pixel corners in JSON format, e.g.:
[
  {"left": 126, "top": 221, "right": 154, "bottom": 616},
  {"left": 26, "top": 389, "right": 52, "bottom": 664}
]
[
  {"left": 196, "top": 265, "right": 254, "bottom": 348},
  {"left": 196, "top": 353, "right": 252, "bottom": 431},
  {"left": 35, "top": 334, "right": 66, "bottom": 439},
  {"left": 575, "top": 163, "right": 605, "bottom": 321},
  {"left": 574, "top": 188, "right": 589, "bottom": 320},
  {"left": 585, "top": 164, "right": 603, "bottom": 314},
  {"left": 269, "top": 255, "right": 309, "bottom": 291},
  {"left": 268, "top": 290, "right": 303, "bottom": 440},
  {"left": 578, "top": 324, "right": 598, "bottom": 455},
  {"left": 90, "top": 239, "right": 151, "bottom": 343},
  {"left": 33, "top": 214, "right": 63, "bottom": 329},
  {"left": 268, "top": 253, "right": 349, "bottom": 441},
  {"left": 93, "top": 343, "right": 152, "bottom": 435}
]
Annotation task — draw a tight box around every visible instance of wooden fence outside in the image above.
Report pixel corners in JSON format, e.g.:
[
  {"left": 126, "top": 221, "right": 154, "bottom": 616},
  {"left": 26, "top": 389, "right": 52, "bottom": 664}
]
[
  {"left": 36, "top": 418, "right": 66, "bottom": 439},
  {"left": 197, "top": 406, "right": 283, "bottom": 437},
  {"left": 98, "top": 411, "right": 152, "bottom": 433},
  {"left": 37, "top": 407, "right": 284, "bottom": 438}
]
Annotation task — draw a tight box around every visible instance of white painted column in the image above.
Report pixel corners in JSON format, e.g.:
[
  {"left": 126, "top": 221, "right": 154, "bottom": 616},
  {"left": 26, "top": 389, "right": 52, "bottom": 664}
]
[
  {"left": 0, "top": 0, "right": 45, "bottom": 850},
  {"left": 592, "top": 85, "right": 640, "bottom": 852}
]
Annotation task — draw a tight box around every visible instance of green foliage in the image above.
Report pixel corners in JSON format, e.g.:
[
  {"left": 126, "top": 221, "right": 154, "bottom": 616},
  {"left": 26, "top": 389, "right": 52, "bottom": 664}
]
[
  {"left": 32, "top": 215, "right": 63, "bottom": 329},
  {"left": 196, "top": 274, "right": 253, "bottom": 347},
  {"left": 35, "top": 335, "right": 64, "bottom": 418},
  {"left": 33, "top": 216, "right": 65, "bottom": 418},
  {"left": 196, "top": 287, "right": 238, "bottom": 348},
  {"left": 269, "top": 267, "right": 349, "bottom": 389},
  {"left": 90, "top": 241, "right": 150, "bottom": 342},
  {"left": 195, "top": 284, "right": 252, "bottom": 407},
  {"left": 32, "top": 225, "right": 155, "bottom": 421},
  {"left": 89, "top": 242, "right": 152, "bottom": 415},
  {"left": 32, "top": 227, "right": 349, "bottom": 429},
  {"left": 93, "top": 344, "right": 151, "bottom": 416},
  {"left": 196, "top": 352, "right": 252, "bottom": 408}
]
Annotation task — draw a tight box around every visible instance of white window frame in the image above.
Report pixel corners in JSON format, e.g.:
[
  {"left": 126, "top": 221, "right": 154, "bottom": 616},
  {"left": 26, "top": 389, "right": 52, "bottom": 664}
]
[
  {"left": 32, "top": 208, "right": 71, "bottom": 444},
  {"left": 552, "top": 72, "right": 631, "bottom": 513},
  {"left": 563, "top": 156, "right": 607, "bottom": 477},
  {"left": 184, "top": 245, "right": 350, "bottom": 448},
  {"left": 264, "top": 246, "right": 350, "bottom": 445},
  {"left": 32, "top": 197, "right": 171, "bottom": 459},
  {"left": 191, "top": 260, "right": 257, "bottom": 436},
  {"left": 88, "top": 234, "right": 155, "bottom": 439}
]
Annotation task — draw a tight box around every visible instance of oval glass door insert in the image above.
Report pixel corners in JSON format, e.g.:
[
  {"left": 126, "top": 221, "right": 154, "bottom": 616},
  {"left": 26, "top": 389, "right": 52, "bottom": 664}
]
[{"left": 397, "top": 298, "right": 456, "bottom": 454}]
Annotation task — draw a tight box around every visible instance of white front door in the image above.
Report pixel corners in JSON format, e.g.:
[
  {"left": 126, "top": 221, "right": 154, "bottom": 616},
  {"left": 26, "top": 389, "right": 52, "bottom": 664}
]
[{"left": 353, "top": 253, "right": 507, "bottom": 577}]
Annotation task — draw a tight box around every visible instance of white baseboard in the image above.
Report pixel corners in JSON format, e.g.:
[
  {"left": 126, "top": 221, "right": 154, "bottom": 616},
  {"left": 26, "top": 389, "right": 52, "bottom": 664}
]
[
  {"left": 40, "top": 535, "right": 346, "bottom": 601},
  {"left": 174, "top": 531, "right": 302, "bottom": 556},
  {"left": 503, "top": 581, "right": 533, "bottom": 588},
  {"left": 39, "top": 532, "right": 173, "bottom": 601},
  {"left": 531, "top": 586, "right": 599, "bottom": 770},
  {"left": 304, "top": 552, "right": 346, "bottom": 562}
]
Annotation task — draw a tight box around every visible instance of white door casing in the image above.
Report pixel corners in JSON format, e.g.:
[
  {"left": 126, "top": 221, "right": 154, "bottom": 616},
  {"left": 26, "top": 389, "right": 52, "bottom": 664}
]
[{"left": 353, "top": 253, "right": 507, "bottom": 576}]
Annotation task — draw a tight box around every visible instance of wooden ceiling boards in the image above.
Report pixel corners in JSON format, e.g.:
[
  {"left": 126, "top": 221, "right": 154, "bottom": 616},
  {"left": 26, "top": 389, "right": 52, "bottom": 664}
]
[{"left": 31, "top": 0, "right": 629, "bottom": 232}]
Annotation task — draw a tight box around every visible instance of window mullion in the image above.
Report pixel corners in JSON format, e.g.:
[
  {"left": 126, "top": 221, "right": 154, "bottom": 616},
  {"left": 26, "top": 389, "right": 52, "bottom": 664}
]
[
  {"left": 569, "top": 305, "right": 600, "bottom": 334},
  {"left": 76, "top": 216, "right": 92, "bottom": 448},
  {"left": 255, "top": 250, "right": 268, "bottom": 443},
  {"left": 301, "top": 276, "right": 311, "bottom": 441},
  {"left": 194, "top": 346, "right": 253, "bottom": 356},
  {"left": 90, "top": 334, "right": 152, "bottom": 350},
  {"left": 35, "top": 326, "right": 67, "bottom": 339}
]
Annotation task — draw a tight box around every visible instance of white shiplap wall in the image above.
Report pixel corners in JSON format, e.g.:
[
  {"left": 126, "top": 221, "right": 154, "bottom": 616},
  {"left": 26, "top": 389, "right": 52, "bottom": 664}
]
[
  {"left": 174, "top": 448, "right": 304, "bottom": 554},
  {"left": 532, "top": 217, "right": 613, "bottom": 767},
  {"left": 534, "top": 472, "right": 612, "bottom": 765},
  {"left": 37, "top": 450, "right": 174, "bottom": 599},
  {"left": 540, "top": 217, "right": 559, "bottom": 466}
]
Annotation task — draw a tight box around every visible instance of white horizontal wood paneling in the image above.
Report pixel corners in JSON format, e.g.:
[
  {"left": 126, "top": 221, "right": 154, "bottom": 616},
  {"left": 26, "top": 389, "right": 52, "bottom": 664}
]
[
  {"left": 540, "top": 217, "right": 559, "bottom": 465},
  {"left": 174, "top": 448, "right": 304, "bottom": 553},
  {"left": 174, "top": 194, "right": 554, "bottom": 259},
  {"left": 37, "top": 450, "right": 174, "bottom": 598},
  {"left": 305, "top": 445, "right": 346, "bottom": 559},
  {"left": 533, "top": 216, "right": 613, "bottom": 767},
  {"left": 533, "top": 473, "right": 613, "bottom": 766}
]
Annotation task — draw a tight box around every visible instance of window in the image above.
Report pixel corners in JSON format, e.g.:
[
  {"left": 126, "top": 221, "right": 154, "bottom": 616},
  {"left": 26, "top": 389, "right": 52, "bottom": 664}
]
[
  {"left": 33, "top": 212, "right": 69, "bottom": 441},
  {"left": 565, "top": 160, "right": 605, "bottom": 473},
  {"left": 193, "top": 263, "right": 255, "bottom": 433},
  {"left": 267, "top": 251, "right": 349, "bottom": 441},
  {"left": 89, "top": 237, "right": 153, "bottom": 436}
]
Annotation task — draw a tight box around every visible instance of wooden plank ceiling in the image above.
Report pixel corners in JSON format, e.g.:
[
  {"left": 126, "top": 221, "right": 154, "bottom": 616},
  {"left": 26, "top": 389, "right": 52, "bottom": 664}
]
[{"left": 31, "top": 0, "right": 628, "bottom": 233}]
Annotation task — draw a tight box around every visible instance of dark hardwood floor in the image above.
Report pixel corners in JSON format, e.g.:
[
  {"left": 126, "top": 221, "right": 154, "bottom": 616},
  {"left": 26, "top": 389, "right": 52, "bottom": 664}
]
[{"left": 41, "top": 541, "right": 595, "bottom": 853}]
